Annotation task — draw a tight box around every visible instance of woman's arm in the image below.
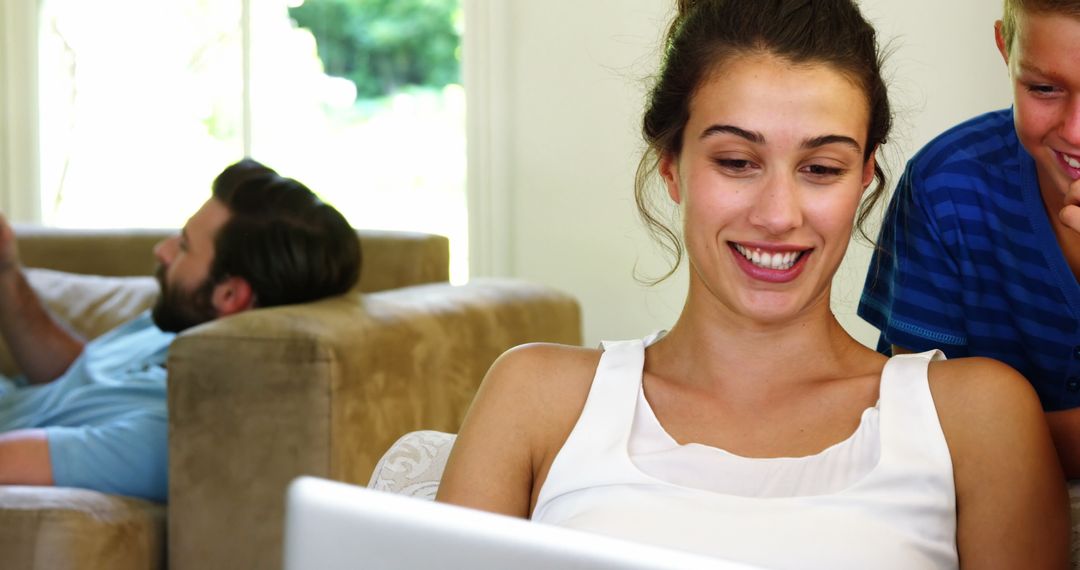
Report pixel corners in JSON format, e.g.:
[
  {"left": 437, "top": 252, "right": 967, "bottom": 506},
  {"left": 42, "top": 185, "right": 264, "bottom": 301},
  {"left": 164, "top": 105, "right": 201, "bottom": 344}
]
[
  {"left": 1044, "top": 408, "right": 1080, "bottom": 478},
  {"left": 931, "top": 357, "right": 1070, "bottom": 569},
  {"left": 436, "top": 343, "right": 599, "bottom": 518}
]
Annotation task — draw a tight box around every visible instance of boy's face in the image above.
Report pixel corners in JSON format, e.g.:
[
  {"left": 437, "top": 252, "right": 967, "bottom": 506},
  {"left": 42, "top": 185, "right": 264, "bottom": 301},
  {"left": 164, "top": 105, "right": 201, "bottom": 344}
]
[{"left": 996, "top": 11, "right": 1080, "bottom": 199}]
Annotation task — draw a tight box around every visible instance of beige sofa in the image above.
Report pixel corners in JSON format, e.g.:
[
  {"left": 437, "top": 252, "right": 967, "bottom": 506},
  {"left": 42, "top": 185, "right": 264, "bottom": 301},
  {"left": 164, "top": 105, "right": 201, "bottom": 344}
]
[{"left": 0, "top": 227, "right": 582, "bottom": 570}]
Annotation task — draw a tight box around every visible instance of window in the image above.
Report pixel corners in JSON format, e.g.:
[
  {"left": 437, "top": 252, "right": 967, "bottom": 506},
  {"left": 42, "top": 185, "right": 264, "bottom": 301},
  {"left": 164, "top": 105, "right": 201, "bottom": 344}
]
[{"left": 36, "top": 0, "right": 467, "bottom": 281}]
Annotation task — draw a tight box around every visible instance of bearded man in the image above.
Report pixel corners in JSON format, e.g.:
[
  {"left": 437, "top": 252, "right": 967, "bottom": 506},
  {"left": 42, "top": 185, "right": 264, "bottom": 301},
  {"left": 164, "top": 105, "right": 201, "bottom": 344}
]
[{"left": 0, "top": 159, "right": 360, "bottom": 501}]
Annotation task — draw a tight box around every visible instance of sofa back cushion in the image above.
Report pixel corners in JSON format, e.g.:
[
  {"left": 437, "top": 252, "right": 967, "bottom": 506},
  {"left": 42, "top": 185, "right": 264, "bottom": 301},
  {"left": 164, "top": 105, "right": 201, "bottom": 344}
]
[
  {"left": 14, "top": 226, "right": 450, "bottom": 293},
  {"left": 0, "top": 269, "right": 158, "bottom": 378}
]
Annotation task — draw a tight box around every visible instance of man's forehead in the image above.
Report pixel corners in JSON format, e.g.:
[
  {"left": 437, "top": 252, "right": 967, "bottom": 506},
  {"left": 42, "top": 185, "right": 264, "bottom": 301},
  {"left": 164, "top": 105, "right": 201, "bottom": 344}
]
[{"left": 184, "top": 198, "right": 231, "bottom": 242}]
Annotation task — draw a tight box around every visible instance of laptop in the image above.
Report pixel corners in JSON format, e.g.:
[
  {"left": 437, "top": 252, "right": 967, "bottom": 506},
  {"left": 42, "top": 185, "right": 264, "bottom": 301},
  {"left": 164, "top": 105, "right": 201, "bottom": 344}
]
[{"left": 283, "top": 476, "right": 765, "bottom": 570}]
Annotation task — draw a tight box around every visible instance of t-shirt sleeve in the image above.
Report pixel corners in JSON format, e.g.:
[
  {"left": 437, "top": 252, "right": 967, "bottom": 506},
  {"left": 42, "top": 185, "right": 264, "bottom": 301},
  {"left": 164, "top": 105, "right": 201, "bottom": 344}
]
[
  {"left": 859, "top": 160, "right": 970, "bottom": 356},
  {"left": 46, "top": 410, "right": 168, "bottom": 502}
]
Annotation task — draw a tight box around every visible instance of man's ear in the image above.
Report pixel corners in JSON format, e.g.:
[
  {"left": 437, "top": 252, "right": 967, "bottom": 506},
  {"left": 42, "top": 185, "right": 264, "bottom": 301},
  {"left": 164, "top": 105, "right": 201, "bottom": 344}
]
[
  {"left": 659, "top": 153, "right": 682, "bottom": 205},
  {"left": 994, "top": 20, "right": 1010, "bottom": 66},
  {"left": 211, "top": 276, "right": 256, "bottom": 317}
]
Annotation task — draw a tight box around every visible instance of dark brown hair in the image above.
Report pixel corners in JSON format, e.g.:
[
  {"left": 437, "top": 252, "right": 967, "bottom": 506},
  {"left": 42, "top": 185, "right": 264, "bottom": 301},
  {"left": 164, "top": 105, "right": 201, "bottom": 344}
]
[
  {"left": 636, "top": 0, "right": 892, "bottom": 283},
  {"left": 210, "top": 159, "right": 361, "bottom": 307}
]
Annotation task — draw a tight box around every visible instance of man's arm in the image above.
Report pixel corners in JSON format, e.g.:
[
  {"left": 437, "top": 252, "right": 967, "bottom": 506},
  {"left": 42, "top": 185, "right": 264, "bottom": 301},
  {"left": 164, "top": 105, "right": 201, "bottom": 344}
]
[
  {"left": 0, "top": 429, "right": 54, "bottom": 485},
  {"left": 0, "top": 214, "right": 84, "bottom": 383}
]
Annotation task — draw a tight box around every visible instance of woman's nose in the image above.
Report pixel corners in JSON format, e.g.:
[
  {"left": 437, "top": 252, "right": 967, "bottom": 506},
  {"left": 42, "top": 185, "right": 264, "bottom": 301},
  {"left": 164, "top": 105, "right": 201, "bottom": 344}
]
[{"left": 748, "top": 174, "right": 802, "bottom": 235}]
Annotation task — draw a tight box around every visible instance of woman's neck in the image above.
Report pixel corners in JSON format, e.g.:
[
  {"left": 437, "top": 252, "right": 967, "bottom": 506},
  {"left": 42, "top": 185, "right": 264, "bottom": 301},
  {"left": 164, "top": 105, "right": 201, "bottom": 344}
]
[{"left": 648, "top": 286, "right": 875, "bottom": 399}]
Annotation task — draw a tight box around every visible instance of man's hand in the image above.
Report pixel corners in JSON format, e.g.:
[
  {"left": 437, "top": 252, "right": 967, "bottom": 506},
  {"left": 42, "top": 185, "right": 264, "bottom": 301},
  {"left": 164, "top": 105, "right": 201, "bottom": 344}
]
[
  {"left": 1060, "top": 177, "right": 1080, "bottom": 234},
  {"left": 0, "top": 215, "right": 85, "bottom": 384},
  {"left": 0, "top": 212, "right": 20, "bottom": 276}
]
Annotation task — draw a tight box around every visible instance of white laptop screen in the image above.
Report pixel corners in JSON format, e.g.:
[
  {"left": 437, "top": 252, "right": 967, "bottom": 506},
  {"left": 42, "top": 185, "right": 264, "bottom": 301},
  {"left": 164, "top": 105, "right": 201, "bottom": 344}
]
[{"left": 283, "top": 476, "right": 764, "bottom": 570}]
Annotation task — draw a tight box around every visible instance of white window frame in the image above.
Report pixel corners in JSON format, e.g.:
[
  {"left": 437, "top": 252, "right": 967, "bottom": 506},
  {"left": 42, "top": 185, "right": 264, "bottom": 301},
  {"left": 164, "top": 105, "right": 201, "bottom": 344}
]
[
  {"left": 0, "top": 0, "right": 41, "bottom": 222},
  {"left": 462, "top": 0, "right": 509, "bottom": 277}
]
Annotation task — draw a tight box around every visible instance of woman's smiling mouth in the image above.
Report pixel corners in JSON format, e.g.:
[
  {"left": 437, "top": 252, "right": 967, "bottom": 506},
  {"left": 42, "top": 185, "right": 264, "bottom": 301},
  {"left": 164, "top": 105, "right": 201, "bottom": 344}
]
[{"left": 730, "top": 242, "right": 813, "bottom": 283}]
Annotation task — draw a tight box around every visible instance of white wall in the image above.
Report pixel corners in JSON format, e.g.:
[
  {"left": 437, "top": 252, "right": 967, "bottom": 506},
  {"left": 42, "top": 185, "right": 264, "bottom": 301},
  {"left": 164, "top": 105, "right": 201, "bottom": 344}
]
[{"left": 476, "top": 0, "right": 1012, "bottom": 347}]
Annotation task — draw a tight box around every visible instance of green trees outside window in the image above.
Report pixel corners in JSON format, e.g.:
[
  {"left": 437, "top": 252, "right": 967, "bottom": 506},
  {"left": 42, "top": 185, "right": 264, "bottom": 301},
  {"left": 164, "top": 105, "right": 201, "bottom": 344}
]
[{"left": 289, "top": 0, "right": 462, "bottom": 99}]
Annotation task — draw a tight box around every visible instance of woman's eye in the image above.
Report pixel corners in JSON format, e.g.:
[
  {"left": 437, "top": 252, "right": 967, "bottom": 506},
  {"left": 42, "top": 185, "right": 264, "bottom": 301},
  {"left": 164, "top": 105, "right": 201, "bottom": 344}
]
[
  {"left": 804, "top": 164, "right": 844, "bottom": 177},
  {"left": 715, "top": 159, "right": 753, "bottom": 170}
]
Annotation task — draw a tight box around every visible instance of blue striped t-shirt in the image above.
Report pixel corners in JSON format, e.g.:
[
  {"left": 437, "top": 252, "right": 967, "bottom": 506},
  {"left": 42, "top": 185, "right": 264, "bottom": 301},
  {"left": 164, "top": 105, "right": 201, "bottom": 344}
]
[{"left": 859, "top": 108, "right": 1080, "bottom": 411}]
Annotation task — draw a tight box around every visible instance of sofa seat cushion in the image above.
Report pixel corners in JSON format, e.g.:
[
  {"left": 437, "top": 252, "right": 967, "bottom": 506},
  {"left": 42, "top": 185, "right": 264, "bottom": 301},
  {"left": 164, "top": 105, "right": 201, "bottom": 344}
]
[{"left": 0, "top": 486, "right": 164, "bottom": 570}]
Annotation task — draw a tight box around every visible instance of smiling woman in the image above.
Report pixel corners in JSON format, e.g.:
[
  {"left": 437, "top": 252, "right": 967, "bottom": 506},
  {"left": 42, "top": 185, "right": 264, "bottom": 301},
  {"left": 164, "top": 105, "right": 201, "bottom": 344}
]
[
  {"left": 433, "top": 0, "right": 1070, "bottom": 568},
  {"left": 660, "top": 55, "right": 874, "bottom": 318}
]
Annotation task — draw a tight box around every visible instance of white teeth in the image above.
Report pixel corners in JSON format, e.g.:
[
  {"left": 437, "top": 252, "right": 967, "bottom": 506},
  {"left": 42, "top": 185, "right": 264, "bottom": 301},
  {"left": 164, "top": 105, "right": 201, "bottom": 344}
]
[
  {"left": 733, "top": 244, "right": 802, "bottom": 270},
  {"left": 1064, "top": 153, "right": 1080, "bottom": 169}
]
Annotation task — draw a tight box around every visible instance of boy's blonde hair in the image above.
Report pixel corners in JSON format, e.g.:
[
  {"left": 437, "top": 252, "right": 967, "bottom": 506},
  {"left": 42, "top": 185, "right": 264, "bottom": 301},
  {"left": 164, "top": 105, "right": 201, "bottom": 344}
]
[{"left": 1001, "top": 0, "right": 1080, "bottom": 54}]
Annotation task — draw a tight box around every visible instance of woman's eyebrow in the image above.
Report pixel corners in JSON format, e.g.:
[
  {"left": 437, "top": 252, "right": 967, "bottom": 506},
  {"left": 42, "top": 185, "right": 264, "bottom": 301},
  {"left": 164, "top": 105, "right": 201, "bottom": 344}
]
[
  {"left": 701, "top": 124, "right": 764, "bottom": 144},
  {"left": 702, "top": 125, "right": 862, "bottom": 154},
  {"left": 802, "top": 134, "right": 862, "bottom": 153}
]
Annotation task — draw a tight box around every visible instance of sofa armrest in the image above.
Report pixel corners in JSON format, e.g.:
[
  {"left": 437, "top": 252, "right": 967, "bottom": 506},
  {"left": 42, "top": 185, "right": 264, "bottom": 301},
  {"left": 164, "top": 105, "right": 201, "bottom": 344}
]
[{"left": 166, "top": 278, "right": 581, "bottom": 570}]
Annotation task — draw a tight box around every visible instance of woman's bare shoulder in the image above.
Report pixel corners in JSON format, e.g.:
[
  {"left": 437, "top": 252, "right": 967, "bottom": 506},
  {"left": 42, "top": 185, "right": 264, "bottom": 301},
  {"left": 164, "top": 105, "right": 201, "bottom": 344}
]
[
  {"left": 925, "top": 357, "right": 1068, "bottom": 567},
  {"left": 927, "top": 356, "right": 1042, "bottom": 423},
  {"left": 436, "top": 342, "right": 604, "bottom": 515},
  {"left": 926, "top": 355, "right": 1059, "bottom": 486},
  {"left": 490, "top": 342, "right": 603, "bottom": 378},
  {"left": 481, "top": 342, "right": 604, "bottom": 420}
]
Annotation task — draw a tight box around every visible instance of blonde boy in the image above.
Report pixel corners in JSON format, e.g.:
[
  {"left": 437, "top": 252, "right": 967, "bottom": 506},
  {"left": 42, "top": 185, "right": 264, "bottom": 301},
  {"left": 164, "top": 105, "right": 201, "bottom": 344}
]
[{"left": 860, "top": 0, "right": 1080, "bottom": 474}]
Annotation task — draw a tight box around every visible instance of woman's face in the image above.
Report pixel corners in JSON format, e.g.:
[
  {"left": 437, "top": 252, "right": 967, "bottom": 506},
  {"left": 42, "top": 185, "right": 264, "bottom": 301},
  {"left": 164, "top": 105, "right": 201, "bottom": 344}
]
[{"left": 660, "top": 53, "right": 875, "bottom": 324}]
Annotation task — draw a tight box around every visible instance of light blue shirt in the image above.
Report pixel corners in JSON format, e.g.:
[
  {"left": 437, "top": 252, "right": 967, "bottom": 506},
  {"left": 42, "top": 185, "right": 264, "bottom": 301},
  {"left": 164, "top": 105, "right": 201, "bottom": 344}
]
[{"left": 0, "top": 311, "right": 175, "bottom": 501}]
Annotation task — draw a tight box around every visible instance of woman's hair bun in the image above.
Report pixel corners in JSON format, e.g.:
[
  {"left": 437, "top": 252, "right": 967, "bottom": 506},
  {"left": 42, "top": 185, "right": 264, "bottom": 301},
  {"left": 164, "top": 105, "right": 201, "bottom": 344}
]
[{"left": 676, "top": 0, "right": 698, "bottom": 19}]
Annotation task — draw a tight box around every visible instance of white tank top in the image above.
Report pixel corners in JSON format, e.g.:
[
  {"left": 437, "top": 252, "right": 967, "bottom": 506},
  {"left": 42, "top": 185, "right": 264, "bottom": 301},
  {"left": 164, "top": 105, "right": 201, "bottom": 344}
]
[{"left": 532, "top": 336, "right": 958, "bottom": 570}]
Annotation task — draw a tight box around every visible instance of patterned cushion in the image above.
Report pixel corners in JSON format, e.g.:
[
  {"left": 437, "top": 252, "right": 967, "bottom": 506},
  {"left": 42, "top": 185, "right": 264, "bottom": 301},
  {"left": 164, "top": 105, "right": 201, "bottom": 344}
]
[{"left": 367, "top": 431, "right": 456, "bottom": 500}]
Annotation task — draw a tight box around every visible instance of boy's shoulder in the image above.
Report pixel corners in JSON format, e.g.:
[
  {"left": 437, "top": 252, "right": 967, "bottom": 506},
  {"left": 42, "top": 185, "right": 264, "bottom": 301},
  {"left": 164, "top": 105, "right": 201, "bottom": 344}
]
[
  {"left": 911, "top": 108, "right": 1017, "bottom": 170},
  {"left": 901, "top": 108, "right": 1027, "bottom": 206}
]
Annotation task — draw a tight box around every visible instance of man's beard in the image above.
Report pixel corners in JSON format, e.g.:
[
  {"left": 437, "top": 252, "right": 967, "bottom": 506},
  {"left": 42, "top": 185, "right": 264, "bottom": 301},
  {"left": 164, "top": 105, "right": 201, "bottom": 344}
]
[{"left": 151, "top": 265, "right": 218, "bottom": 333}]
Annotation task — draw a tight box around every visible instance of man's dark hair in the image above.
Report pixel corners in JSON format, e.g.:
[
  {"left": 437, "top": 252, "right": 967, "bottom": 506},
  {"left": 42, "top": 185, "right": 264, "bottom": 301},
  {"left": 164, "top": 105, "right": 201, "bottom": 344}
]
[{"left": 210, "top": 158, "right": 361, "bottom": 307}]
